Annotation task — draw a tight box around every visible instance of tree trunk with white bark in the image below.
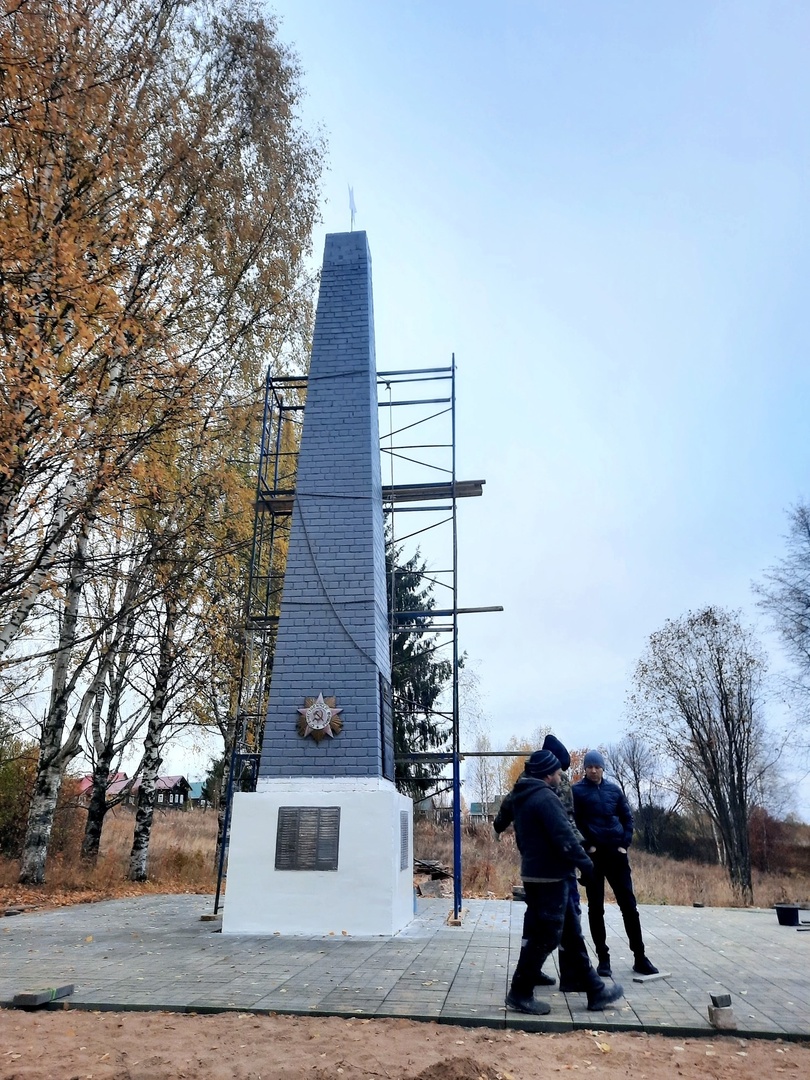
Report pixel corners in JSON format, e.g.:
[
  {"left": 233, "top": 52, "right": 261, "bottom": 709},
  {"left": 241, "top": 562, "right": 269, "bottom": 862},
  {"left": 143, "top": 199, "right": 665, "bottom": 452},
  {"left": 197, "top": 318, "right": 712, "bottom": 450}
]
[
  {"left": 128, "top": 598, "right": 176, "bottom": 882},
  {"left": 18, "top": 525, "right": 90, "bottom": 884},
  {"left": 81, "top": 754, "right": 112, "bottom": 864}
]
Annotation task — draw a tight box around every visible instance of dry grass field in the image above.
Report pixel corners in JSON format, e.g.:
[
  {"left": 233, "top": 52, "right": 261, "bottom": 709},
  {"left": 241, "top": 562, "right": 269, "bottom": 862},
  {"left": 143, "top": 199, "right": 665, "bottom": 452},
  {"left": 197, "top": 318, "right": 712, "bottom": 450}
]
[
  {"left": 414, "top": 820, "right": 810, "bottom": 908},
  {"left": 0, "top": 806, "right": 218, "bottom": 907},
  {"left": 1, "top": 808, "right": 809, "bottom": 911}
]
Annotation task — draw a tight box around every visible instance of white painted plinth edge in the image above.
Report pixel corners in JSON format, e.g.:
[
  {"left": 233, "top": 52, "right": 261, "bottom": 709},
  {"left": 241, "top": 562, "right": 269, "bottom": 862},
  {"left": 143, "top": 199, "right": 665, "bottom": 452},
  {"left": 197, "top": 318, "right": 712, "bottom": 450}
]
[{"left": 222, "top": 781, "right": 414, "bottom": 937}]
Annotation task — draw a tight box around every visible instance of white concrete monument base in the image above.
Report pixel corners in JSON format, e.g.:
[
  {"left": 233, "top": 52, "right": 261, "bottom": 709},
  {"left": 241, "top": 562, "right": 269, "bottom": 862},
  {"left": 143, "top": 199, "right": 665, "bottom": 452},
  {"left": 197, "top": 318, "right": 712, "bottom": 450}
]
[{"left": 222, "top": 777, "right": 414, "bottom": 936}]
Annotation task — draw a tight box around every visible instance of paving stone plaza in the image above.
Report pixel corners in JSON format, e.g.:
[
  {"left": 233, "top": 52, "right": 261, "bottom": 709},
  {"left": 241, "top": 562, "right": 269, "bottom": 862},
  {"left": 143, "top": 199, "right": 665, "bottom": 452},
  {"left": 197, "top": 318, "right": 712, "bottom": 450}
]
[{"left": 1, "top": 895, "right": 808, "bottom": 1038}]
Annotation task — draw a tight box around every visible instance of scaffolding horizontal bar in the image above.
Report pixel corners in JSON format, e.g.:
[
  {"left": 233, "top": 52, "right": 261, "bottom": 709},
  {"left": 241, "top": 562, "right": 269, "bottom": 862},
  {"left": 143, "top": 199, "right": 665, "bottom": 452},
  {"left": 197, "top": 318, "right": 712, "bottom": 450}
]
[
  {"left": 257, "top": 479, "right": 485, "bottom": 512},
  {"left": 395, "top": 750, "right": 534, "bottom": 762},
  {"left": 254, "top": 492, "right": 295, "bottom": 513},
  {"left": 394, "top": 606, "right": 503, "bottom": 619},
  {"left": 387, "top": 504, "right": 454, "bottom": 513},
  {"left": 379, "top": 376, "right": 450, "bottom": 388},
  {"left": 377, "top": 367, "right": 452, "bottom": 377},
  {"left": 462, "top": 750, "right": 533, "bottom": 758},
  {"left": 383, "top": 480, "right": 484, "bottom": 502},
  {"left": 383, "top": 397, "right": 451, "bottom": 407},
  {"left": 394, "top": 753, "right": 457, "bottom": 763}
]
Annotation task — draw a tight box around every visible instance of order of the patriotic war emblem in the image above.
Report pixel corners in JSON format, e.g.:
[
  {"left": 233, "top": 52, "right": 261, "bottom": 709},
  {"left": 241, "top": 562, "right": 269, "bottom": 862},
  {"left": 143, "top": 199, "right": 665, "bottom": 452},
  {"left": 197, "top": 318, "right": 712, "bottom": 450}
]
[{"left": 296, "top": 693, "right": 343, "bottom": 743}]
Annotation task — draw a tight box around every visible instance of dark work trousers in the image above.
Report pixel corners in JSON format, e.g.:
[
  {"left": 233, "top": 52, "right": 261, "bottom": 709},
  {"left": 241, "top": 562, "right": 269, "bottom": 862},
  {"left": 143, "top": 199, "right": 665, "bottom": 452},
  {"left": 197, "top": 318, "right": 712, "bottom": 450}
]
[
  {"left": 584, "top": 847, "right": 645, "bottom": 961},
  {"left": 557, "top": 872, "right": 583, "bottom": 984},
  {"left": 510, "top": 879, "right": 602, "bottom": 997}
]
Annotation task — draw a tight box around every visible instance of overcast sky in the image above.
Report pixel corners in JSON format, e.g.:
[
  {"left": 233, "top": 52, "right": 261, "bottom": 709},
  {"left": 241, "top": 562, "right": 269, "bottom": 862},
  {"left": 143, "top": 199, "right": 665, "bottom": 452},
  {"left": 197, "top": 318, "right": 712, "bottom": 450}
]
[{"left": 205, "top": 1, "right": 810, "bottom": 810}]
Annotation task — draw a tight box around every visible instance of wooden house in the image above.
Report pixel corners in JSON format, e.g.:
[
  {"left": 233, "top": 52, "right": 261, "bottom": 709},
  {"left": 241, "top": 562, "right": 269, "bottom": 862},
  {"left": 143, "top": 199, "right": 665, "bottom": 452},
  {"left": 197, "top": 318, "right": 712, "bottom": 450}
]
[{"left": 77, "top": 773, "right": 191, "bottom": 809}]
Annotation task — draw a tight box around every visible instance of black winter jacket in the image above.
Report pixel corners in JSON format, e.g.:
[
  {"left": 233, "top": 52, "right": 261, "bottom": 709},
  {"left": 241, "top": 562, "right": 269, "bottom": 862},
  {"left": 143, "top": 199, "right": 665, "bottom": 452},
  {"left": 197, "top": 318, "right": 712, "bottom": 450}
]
[
  {"left": 508, "top": 775, "right": 594, "bottom": 881},
  {"left": 494, "top": 776, "right": 583, "bottom": 841},
  {"left": 572, "top": 776, "right": 634, "bottom": 849},
  {"left": 493, "top": 790, "right": 514, "bottom": 835}
]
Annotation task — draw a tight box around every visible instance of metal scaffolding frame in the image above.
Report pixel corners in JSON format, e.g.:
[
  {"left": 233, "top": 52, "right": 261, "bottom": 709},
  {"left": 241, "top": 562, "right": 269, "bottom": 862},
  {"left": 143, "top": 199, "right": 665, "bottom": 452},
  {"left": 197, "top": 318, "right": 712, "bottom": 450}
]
[
  {"left": 214, "top": 373, "right": 306, "bottom": 914},
  {"left": 216, "top": 360, "right": 498, "bottom": 921},
  {"left": 378, "top": 361, "right": 499, "bottom": 918}
]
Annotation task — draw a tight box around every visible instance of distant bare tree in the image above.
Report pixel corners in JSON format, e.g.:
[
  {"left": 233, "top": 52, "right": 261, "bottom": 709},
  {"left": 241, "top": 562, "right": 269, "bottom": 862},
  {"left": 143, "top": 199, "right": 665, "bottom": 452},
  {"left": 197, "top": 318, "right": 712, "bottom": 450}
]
[
  {"left": 459, "top": 666, "right": 499, "bottom": 811},
  {"left": 630, "top": 606, "right": 773, "bottom": 904},
  {"left": 757, "top": 502, "right": 810, "bottom": 735},
  {"left": 606, "top": 734, "right": 681, "bottom": 853},
  {"left": 467, "top": 732, "right": 499, "bottom": 812}
]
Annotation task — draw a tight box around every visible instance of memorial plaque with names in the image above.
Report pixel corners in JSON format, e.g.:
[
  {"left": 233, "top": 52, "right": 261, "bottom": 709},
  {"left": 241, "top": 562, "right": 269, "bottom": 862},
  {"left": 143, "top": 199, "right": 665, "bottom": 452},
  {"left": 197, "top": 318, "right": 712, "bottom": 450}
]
[
  {"left": 275, "top": 806, "right": 340, "bottom": 871},
  {"left": 400, "top": 810, "right": 409, "bottom": 871}
]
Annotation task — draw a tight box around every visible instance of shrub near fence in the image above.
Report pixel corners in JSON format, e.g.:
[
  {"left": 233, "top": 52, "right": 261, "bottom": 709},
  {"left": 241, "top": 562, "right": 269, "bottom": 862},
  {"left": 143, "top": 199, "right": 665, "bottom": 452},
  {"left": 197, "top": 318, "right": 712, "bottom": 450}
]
[
  {"left": 0, "top": 753, "right": 83, "bottom": 860},
  {"left": 0, "top": 741, "right": 38, "bottom": 857}
]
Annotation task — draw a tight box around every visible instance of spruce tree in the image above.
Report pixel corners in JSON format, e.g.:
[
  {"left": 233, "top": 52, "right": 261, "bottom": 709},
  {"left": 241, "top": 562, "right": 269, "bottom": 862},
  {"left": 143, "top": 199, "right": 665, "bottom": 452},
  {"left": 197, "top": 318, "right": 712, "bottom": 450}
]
[{"left": 388, "top": 543, "right": 453, "bottom": 802}]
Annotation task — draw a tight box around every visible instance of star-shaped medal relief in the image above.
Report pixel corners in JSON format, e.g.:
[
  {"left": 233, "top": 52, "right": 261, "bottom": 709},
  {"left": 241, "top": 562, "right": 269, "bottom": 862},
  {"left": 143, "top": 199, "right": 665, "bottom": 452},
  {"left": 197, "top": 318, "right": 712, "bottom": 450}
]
[{"left": 296, "top": 693, "right": 344, "bottom": 743}]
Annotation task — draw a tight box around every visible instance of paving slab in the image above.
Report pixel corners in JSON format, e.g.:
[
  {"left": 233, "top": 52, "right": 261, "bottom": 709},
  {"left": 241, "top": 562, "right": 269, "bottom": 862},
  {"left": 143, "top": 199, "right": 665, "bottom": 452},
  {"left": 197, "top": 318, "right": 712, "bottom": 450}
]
[{"left": 1, "top": 895, "right": 808, "bottom": 1038}]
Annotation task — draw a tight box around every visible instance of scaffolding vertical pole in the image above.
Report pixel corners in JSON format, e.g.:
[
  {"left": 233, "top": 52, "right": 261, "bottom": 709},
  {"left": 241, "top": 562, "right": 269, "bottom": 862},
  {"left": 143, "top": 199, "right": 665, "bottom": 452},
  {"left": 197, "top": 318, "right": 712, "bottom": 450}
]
[
  {"left": 213, "top": 714, "right": 242, "bottom": 915},
  {"left": 450, "top": 354, "right": 462, "bottom": 919},
  {"left": 212, "top": 375, "right": 276, "bottom": 913}
]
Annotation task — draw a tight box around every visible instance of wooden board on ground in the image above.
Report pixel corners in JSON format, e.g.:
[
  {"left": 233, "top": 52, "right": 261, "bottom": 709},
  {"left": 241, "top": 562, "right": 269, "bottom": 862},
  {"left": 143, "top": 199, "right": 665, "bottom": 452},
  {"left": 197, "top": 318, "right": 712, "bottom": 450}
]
[
  {"left": 13, "top": 984, "right": 74, "bottom": 1008},
  {"left": 632, "top": 972, "right": 672, "bottom": 983}
]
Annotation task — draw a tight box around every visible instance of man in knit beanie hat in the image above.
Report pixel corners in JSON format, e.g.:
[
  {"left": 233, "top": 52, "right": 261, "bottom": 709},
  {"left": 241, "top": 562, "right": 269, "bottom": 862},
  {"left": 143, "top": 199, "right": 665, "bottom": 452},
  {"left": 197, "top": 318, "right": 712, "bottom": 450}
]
[
  {"left": 542, "top": 734, "right": 578, "bottom": 834},
  {"left": 502, "top": 748, "right": 623, "bottom": 1015},
  {"left": 493, "top": 734, "right": 580, "bottom": 840},
  {"left": 572, "top": 750, "right": 658, "bottom": 978},
  {"left": 541, "top": 734, "right": 594, "bottom": 993},
  {"left": 494, "top": 733, "right": 593, "bottom": 991}
]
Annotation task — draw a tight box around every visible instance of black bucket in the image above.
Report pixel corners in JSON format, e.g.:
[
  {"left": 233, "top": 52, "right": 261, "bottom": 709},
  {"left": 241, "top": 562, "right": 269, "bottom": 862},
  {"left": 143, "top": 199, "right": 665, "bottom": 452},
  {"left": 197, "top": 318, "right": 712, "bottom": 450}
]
[{"left": 775, "top": 904, "right": 802, "bottom": 926}]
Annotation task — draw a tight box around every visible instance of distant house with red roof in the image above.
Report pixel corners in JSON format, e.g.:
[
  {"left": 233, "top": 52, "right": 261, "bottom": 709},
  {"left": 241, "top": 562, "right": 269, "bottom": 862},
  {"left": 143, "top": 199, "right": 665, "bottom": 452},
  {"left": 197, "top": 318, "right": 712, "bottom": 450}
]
[
  {"left": 77, "top": 774, "right": 191, "bottom": 809},
  {"left": 76, "top": 772, "right": 129, "bottom": 800}
]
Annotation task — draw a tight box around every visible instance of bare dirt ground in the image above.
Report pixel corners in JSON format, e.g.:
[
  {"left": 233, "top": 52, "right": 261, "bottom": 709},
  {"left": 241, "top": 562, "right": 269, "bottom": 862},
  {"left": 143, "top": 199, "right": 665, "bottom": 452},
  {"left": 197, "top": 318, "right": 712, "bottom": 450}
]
[{"left": 0, "top": 1010, "right": 807, "bottom": 1080}]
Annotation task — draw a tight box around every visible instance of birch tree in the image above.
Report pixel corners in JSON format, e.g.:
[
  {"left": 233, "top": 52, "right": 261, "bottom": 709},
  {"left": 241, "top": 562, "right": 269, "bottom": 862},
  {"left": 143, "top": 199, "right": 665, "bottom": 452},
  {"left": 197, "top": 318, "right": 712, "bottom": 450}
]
[
  {"left": 128, "top": 591, "right": 179, "bottom": 881},
  {"left": 3, "top": 0, "right": 321, "bottom": 881},
  {"left": 1, "top": 0, "right": 320, "bottom": 650},
  {"left": 85, "top": 407, "right": 256, "bottom": 867},
  {"left": 20, "top": 523, "right": 95, "bottom": 876},
  {"left": 79, "top": 540, "right": 147, "bottom": 863},
  {"left": 19, "top": 545, "right": 147, "bottom": 881}
]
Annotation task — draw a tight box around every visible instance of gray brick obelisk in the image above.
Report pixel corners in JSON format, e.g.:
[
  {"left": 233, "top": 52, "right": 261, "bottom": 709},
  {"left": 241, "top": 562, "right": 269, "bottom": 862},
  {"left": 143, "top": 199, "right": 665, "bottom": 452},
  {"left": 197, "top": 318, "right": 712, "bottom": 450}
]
[
  {"left": 223, "top": 233, "right": 412, "bottom": 936},
  {"left": 259, "top": 231, "right": 393, "bottom": 780}
]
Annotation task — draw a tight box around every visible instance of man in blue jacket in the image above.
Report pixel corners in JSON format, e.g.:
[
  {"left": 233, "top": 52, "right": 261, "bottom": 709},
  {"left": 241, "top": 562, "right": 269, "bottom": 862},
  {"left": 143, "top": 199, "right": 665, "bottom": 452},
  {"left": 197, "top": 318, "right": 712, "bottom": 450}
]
[
  {"left": 572, "top": 749, "right": 659, "bottom": 978},
  {"left": 505, "top": 748, "right": 624, "bottom": 1015}
]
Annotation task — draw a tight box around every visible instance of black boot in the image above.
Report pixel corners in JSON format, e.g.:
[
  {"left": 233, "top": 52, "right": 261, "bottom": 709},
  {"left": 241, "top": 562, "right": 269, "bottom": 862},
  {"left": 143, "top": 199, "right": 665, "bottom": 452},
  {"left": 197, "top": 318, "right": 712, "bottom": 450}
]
[
  {"left": 596, "top": 951, "right": 611, "bottom": 978},
  {"left": 505, "top": 990, "right": 551, "bottom": 1015},
  {"left": 633, "top": 955, "right": 659, "bottom": 976},
  {"left": 587, "top": 982, "right": 624, "bottom": 1010}
]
